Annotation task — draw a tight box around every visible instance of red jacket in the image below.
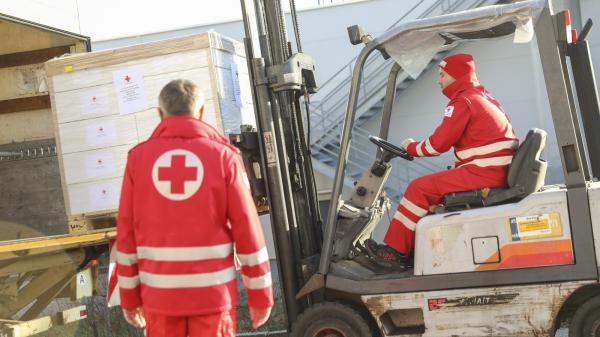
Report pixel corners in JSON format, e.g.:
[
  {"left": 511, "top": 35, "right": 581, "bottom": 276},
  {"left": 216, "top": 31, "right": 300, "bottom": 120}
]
[
  {"left": 406, "top": 74, "right": 518, "bottom": 170},
  {"left": 116, "top": 116, "right": 273, "bottom": 316}
]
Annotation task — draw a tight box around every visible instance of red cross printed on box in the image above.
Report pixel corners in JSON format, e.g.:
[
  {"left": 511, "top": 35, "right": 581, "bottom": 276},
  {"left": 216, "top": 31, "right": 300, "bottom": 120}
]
[
  {"left": 152, "top": 149, "right": 204, "bottom": 201},
  {"left": 124, "top": 75, "right": 131, "bottom": 83}
]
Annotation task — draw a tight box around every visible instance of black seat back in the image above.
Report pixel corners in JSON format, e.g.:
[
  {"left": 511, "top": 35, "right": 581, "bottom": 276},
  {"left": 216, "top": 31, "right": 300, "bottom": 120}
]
[
  {"left": 441, "top": 128, "right": 548, "bottom": 211},
  {"left": 506, "top": 128, "right": 548, "bottom": 195}
]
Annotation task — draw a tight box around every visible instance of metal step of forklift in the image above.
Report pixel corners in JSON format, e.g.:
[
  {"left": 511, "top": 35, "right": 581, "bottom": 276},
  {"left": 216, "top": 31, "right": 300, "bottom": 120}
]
[{"left": 329, "top": 258, "right": 414, "bottom": 280}]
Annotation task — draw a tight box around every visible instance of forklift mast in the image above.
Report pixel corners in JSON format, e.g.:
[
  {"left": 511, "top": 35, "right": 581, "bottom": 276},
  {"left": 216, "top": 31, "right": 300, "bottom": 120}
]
[{"left": 232, "top": 0, "right": 322, "bottom": 326}]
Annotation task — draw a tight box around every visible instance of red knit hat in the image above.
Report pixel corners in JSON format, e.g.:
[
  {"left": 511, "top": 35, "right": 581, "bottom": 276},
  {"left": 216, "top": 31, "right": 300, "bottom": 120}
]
[{"left": 439, "top": 53, "right": 475, "bottom": 79}]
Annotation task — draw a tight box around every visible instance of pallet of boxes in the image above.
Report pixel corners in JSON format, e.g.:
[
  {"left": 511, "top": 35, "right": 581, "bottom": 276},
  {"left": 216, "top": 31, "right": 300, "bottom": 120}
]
[{"left": 45, "top": 32, "right": 255, "bottom": 233}]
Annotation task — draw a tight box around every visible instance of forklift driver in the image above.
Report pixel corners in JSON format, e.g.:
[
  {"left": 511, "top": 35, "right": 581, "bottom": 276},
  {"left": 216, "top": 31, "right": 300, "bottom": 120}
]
[{"left": 365, "top": 53, "right": 519, "bottom": 269}]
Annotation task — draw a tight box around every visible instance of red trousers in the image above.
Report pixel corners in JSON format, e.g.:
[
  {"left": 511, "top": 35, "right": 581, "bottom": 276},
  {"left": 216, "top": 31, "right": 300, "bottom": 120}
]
[
  {"left": 145, "top": 310, "right": 236, "bottom": 337},
  {"left": 384, "top": 165, "right": 508, "bottom": 255}
]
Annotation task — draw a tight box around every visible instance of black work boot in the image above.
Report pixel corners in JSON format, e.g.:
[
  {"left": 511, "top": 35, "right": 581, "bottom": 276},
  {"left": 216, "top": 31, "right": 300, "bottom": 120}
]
[{"left": 364, "top": 239, "right": 410, "bottom": 270}]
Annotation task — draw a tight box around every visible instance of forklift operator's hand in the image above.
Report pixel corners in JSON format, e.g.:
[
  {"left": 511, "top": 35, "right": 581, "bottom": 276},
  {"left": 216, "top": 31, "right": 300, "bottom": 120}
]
[
  {"left": 250, "top": 306, "right": 272, "bottom": 329},
  {"left": 400, "top": 138, "right": 415, "bottom": 150}
]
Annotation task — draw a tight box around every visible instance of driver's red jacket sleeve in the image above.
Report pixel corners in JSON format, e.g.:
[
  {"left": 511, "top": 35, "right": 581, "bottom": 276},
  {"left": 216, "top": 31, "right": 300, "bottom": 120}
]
[{"left": 405, "top": 100, "right": 470, "bottom": 157}]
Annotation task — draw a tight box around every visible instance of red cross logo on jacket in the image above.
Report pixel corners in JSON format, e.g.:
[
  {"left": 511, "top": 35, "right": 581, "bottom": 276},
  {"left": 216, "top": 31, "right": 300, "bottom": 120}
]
[{"left": 151, "top": 149, "right": 204, "bottom": 201}]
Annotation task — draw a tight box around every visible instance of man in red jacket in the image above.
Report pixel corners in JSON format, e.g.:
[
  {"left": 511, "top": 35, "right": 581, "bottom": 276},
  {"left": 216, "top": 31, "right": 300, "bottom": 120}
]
[
  {"left": 365, "top": 54, "right": 518, "bottom": 269},
  {"left": 116, "top": 79, "right": 273, "bottom": 336}
]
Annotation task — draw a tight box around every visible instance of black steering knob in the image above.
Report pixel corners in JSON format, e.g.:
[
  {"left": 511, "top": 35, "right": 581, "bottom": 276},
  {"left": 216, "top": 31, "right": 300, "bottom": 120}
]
[{"left": 368, "top": 135, "right": 414, "bottom": 161}]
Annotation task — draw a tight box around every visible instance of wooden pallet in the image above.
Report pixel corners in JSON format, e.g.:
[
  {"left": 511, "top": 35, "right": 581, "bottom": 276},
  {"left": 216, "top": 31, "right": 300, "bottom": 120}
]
[{"left": 67, "top": 212, "right": 117, "bottom": 234}]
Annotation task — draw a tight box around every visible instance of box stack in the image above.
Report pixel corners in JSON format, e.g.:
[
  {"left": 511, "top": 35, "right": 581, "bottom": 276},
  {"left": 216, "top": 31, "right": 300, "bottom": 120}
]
[{"left": 44, "top": 32, "right": 254, "bottom": 231}]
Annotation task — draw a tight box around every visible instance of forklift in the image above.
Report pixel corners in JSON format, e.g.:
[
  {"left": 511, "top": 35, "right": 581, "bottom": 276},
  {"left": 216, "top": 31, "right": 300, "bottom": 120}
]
[{"left": 232, "top": 0, "right": 600, "bottom": 335}]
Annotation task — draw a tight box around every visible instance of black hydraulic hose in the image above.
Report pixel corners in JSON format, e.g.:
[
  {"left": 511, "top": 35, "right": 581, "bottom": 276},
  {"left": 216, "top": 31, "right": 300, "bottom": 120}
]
[
  {"left": 303, "top": 89, "right": 312, "bottom": 153},
  {"left": 299, "top": 91, "right": 324, "bottom": 245}
]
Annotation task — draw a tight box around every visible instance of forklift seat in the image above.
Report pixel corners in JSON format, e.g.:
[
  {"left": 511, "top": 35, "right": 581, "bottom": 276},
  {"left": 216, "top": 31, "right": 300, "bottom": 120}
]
[{"left": 441, "top": 128, "right": 548, "bottom": 211}]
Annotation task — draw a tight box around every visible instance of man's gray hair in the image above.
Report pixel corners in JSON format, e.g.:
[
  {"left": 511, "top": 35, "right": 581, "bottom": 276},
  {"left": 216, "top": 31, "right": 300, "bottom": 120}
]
[{"left": 158, "top": 79, "right": 205, "bottom": 116}]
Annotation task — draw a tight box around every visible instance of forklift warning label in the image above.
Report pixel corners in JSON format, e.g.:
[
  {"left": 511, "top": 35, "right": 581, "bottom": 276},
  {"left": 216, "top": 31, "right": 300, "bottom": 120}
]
[
  {"left": 507, "top": 212, "right": 562, "bottom": 241},
  {"left": 263, "top": 132, "right": 277, "bottom": 165}
]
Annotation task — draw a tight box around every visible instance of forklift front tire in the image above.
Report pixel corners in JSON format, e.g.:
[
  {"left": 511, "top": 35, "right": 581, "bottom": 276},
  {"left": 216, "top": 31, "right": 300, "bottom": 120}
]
[
  {"left": 569, "top": 295, "right": 600, "bottom": 337},
  {"left": 290, "top": 302, "right": 373, "bottom": 337}
]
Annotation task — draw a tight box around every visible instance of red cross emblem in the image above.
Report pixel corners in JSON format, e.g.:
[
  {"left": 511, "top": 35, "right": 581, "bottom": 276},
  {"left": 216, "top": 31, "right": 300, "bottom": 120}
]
[
  {"left": 158, "top": 155, "right": 197, "bottom": 194},
  {"left": 152, "top": 149, "right": 204, "bottom": 201},
  {"left": 124, "top": 75, "right": 131, "bottom": 83}
]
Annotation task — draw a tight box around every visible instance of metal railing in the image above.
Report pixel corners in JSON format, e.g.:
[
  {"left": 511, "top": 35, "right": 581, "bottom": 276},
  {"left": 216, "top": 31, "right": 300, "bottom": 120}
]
[
  {"left": 309, "top": 0, "right": 491, "bottom": 141},
  {"left": 311, "top": 108, "right": 443, "bottom": 199},
  {"left": 309, "top": 0, "right": 499, "bottom": 200}
]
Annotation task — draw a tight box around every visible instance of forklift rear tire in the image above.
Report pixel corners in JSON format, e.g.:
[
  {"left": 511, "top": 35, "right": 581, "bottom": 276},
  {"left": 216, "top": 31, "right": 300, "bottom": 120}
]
[
  {"left": 291, "top": 302, "right": 373, "bottom": 337},
  {"left": 569, "top": 295, "right": 600, "bottom": 337}
]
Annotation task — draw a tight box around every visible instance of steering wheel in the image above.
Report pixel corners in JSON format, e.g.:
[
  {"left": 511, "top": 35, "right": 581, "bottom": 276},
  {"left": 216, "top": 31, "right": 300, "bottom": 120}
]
[{"left": 369, "top": 135, "right": 414, "bottom": 161}]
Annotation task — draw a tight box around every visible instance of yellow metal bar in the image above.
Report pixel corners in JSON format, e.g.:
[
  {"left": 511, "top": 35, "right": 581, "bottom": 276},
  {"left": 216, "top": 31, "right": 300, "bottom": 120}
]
[
  {"left": 0, "top": 230, "right": 115, "bottom": 252},
  {"left": 0, "top": 229, "right": 116, "bottom": 261}
]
